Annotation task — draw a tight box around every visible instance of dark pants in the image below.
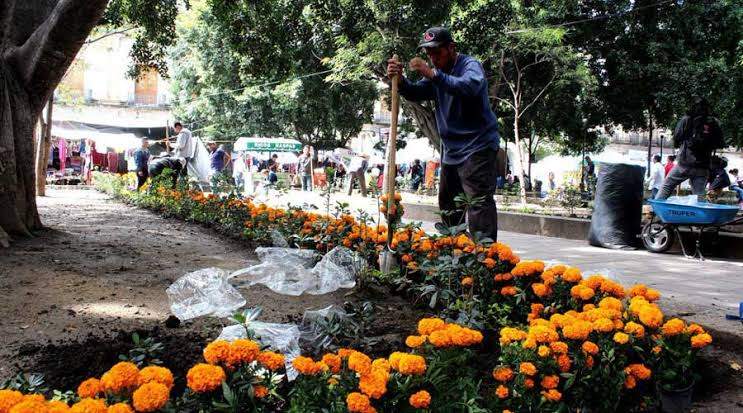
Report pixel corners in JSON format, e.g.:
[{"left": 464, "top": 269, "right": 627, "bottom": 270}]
[
  {"left": 136, "top": 169, "right": 148, "bottom": 190},
  {"left": 439, "top": 147, "right": 498, "bottom": 241}
]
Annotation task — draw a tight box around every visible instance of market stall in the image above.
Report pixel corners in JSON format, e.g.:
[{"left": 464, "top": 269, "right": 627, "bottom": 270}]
[{"left": 233, "top": 137, "right": 303, "bottom": 194}]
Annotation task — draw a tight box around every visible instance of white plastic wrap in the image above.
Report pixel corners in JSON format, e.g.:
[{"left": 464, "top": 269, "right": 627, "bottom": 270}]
[
  {"left": 270, "top": 230, "right": 290, "bottom": 248},
  {"left": 166, "top": 268, "right": 246, "bottom": 320},
  {"left": 667, "top": 195, "right": 699, "bottom": 205}
]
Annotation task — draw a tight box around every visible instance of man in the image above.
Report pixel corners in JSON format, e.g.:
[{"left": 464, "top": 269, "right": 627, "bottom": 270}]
[
  {"left": 664, "top": 155, "right": 676, "bottom": 177},
  {"left": 707, "top": 156, "right": 730, "bottom": 201},
  {"left": 347, "top": 154, "right": 368, "bottom": 197},
  {"left": 298, "top": 145, "right": 313, "bottom": 191},
  {"left": 583, "top": 156, "right": 595, "bottom": 193},
  {"left": 133, "top": 138, "right": 151, "bottom": 190},
  {"left": 410, "top": 159, "right": 424, "bottom": 191},
  {"left": 655, "top": 97, "right": 725, "bottom": 199},
  {"left": 207, "top": 141, "right": 229, "bottom": 192},
  {"left": 148, "top": 156, "right": 185, "bottom": 189},
  {"left": 646, "top": 155, "right": 664, "bottom": 199},
  {"left": 729, "top": 168, "right": 743, "bottom": 206},
  {"left": 172, "top": 122, "right": 194, "bottom": 177},
  {"left": 387, "top": 27, "right": 500, "bottom": 239}
]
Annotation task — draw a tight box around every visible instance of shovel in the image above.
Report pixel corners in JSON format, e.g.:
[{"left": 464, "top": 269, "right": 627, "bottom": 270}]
[{"left": 379, "top": 54, "right": 401, "bottom": 274}]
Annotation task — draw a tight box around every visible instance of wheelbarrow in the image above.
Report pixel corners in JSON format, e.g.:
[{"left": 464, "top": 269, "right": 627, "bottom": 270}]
[{"left": 641, "top": 198, "right": 742, "bottom": 260}]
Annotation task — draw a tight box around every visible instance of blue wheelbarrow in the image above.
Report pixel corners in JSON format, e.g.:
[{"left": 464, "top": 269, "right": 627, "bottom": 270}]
[{"left": 642, "top": 199, "right": 742, "bottom": 259}]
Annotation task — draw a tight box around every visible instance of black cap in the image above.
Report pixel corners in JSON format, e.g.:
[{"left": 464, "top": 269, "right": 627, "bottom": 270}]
[{"left": 418, "top": 27, "right": 453, "bottom": 49}]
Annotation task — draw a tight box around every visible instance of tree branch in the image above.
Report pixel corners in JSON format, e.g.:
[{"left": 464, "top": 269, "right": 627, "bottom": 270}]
[
  {"left": 520, "top": 72, "right": 557, "bottom": 116},
  {"left": 84, "top": 27, "right": 135, "bottom": 44},
  {"left": 8, "top": 0, "right": 109, "bottom": 113}
]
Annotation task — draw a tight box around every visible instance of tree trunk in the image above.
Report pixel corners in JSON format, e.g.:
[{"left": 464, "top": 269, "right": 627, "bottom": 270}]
[
  {"left": 36, "top": 99, "right": 53, "bottom": 196},
  {"left": 0, "top": 0, "right": 109, "bottom": 243},
  {"left": 402, "top": 100, "right": 441, "bottom": 150},
  {"left": 512, "top": 113, "right": 527, "bottom": 205}
]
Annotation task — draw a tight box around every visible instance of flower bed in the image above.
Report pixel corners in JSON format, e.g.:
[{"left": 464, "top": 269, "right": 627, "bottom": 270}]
[{"left": 0, "top": 172, "right": 711, "bottom": 412}]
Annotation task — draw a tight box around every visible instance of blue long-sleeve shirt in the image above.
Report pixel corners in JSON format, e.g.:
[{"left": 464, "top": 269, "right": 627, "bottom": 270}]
[{"left": 399, "top": 54, "right": 500, "bottom": 165}]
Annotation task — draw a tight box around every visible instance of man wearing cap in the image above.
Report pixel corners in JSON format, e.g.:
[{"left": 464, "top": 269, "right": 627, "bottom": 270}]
[{"left": 387, "top": 27, "right": 500, "bottom": 240}]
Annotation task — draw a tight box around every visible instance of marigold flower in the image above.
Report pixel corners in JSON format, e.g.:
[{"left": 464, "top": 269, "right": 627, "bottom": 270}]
[
  {"left": 638, "top": 306, "right": 664, "bottom": 329},
  {"left": 570, "top": 285, "right": 595, "bottom": 301},
  {"left": 519, "top": 362, "right": 537, "bottom": 376},
  {"left": 482, "top": 258, "right": 497, "bottom": 269},
  {"left": 495, "top": 385, "right": 509, "bottom": 399},
  {"left": 541, "top": 375, "right": 559, "bottom": 390},
  {"left": 585, "top": 355, "right": 595, "bottom": 368},
  {"left": 106, "top": 403, "right": 134, "bottom": 413},
  {"left": 561, "top": 267, "right": 582, "bottom": 283},
  {"left": 581, "top": 341, "right": 599, "bottom": 355},
  {"left": 624, "top": 375, "right": 637, "bottom": 389},
  {"left": 9, "top": 399, "right": 47, "bottom": 413},
  {"left": 47, "top": 401, "right": 70, "bottom": 413},
  {"left": 500, "top": 286, "right": 517, "bottom": 296},
  {"left": 138, "top": 366, "right": 174, "bottom": 390},
  {"left": 645, "top": 288, "right": 661, "bottom": 301},
  {"left": 70, "top": 399, "right": 107, "bottom": 413},
  {"left": 691, "top": 333, "right": 712, "bottom": 348},
  {"left": 592, "top": 318, "right": 615, "bottom": 333},
  {"left": 686, "top": 324, "right": 705, "bottom": 335},
  {"left": 562, "top": 320, "right": 592, "bottom": 341},
  {"left": 348, "top": 351, "right": 373, "bottom": 375},
  {"left": 492, "top": 366, "right": 514, "bottom": 382},
  {"left": 77, "top": 378, "right": 102, "bottom": 399},
  {"left": 532, "top": 283, "right": 549, "bottom": 297},
  {"left": 203, "top": 340, "right": 231, "bottom": 365},
  {"left": 549, "top": 341, "right": 568, "bottom": 354},
  {"left": 661, "top": 318, "right": 686, "bottom": 336},
  {"left": 405, "top": 335, "right": 427, "bottom": 348},
  {"left": 338, "top": 348, "right": 355, "bottom": 359},
  {"left": 396, "top": 354, "right": 426, "bottom": 375},
  {"left": 499, "top": 327, "right": 528, "bottom": 346},
  {"left": 541, "top": 389, "right": 562, "bottom": 402},
  {"left": 100, "top": 362, "right": 140, "bottom": 395},
  {"left": 624, "top": 322, "right": 645, "bottom": 338},
  {"left": 652, "top": 345, "right": 662, "bottom": 354},
  {"left": 538, "top": 345, "right": 551, "bottom": 358},
  {"left": 628, "top": 363, "right": 652, "bottom": 380},
  {"left": 131, "top": 382, "right": 169, "bottom": 412},
  {"left": 359, "top": 371, "right": 388, "bottom": 399},
  {"left": 417, "top": 318, "right": 446, "bottom": 335},
  {"left": 524, "top": 378, "right": 535, "bottom": 388},
  {"left": 461, "top": 277, "right": 473, "bottom": 287},
  {"left": 227, "top": 339, "right": 260, "bottom": 367},
  {"left": 408, "top": 390, "right": 431, "bottom": 409},
  {"left": 253, "top": 385, "right": 269, "bottom": 399},
  {"left": 371, "top": 358, "right": 390, "bottom": 374},
  {"left": 257, "top": 351, "right": 285, "bottom": 371},
  {"left": 320, "top": 353, "right": 342, "bottom": 373},
  {"left": 598, "top": 297, "right": 623, "bottom": 312},
  {"left": 186, "top": 363, "right": 225, "bottom": 393},
  {"left": 346, "top": 392, "right": 373, "bottom": 413},
  {"left": 557, "top": 354, "right": 572, "bottom": 372},
  {"left": 613, "top": 332, "right": 630, "bottom": 344},
  {"left": 293, "top": 356, "right": 324, "bottom": 375}
]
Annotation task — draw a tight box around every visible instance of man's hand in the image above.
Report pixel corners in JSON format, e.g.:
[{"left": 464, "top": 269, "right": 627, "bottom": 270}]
[
  {"left": 409, "top": 57, "right": 435, "bottom": 79},
  {"left": 386, "top": 57, "right": 403, "bottom": 82}
]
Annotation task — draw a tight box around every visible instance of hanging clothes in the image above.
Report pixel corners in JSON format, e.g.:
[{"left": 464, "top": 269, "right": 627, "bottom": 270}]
[
  {"left": 107, "top": 152, "right": 119, "bottom": 173},
  {"left": 58, "top": 138, "right": 67, "bottom": 172}
]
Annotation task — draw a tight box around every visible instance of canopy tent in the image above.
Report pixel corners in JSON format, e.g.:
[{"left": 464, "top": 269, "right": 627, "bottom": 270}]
[
  {"left": 233, "top": 137, "right": 302, "bottom": 152},
  {"left": 51, "top": 122, "right": 142, "bottom": 153},
  {"left": 244, "top": 151, "right": 299, "bottom": 164}
]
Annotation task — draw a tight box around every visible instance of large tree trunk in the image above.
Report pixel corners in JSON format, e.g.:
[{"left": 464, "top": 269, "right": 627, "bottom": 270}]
[
  {"left": 402, "top": 100, "right": 441, "bottom": 150},
  {"left": 0, "top": 0, "right": 109, "bottom": 243}
]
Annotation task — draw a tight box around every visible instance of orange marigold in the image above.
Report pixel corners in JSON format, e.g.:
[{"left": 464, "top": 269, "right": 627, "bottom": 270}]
[
  {"left": 257, "top": 351, "right": 285, "bottom": 371},
  {"left": 48, "top": 401, "right": 70, "bottom": 413},
  {"left": 532, "top": 283, "right": 549, "bottom": 297},
  {"left": 549, "top": 341, "right": 568, "bottom": 354},
  {"left": 686, "top": 324, "right": 705, "bottom": 335},
  {"left": 592, "top": 318, "right": 615, "bottom": 333},
  {"left": 348, "top": 351, "right": 373, "bottom": 375},
  {"left": 106, "top": 403, "right": 134, "bottom": 413},
  {"left": 359, "top": 371, "right": 388, "bottom": 399},
  {"left": 409, "top": 390, "right": 431, "bottom": 409},
  {"left": 661, "top": 318, "right": 686, "bottom": 337},
  {"left": 100, "top": 362, "right": 140, "bottom": 395},
  {"left": 77, "top": 378, "right": 102, "bottom": 399},
  {"left": 557, "top": 354, "right": 572, "bottom": 372},
  {"left": 253, "top": 385, "right": 269, "bottom": 399},
  {"left": 70, "top": 399, "right": 107, "bottom": 413},
  {"left": 9, "top": 399, "right": 47, "bottom": 413},
  {"left": 500, "top": 286, "right": 517, "bottom": 296},
  {"left": 561, "top": 267, "right": 583, "bottom": 283},
  {"left": 405, "top": 335, "right": 427, "bottom": 348},
  {"left": 396, "top": 354, "right": 426, "bottom": 375},
  {"left": 321, "top": 354, "right": 342, "bottom": 374},
  {"left": 492, "top": 366, "right": 514, "bottom": 382},
  {"left": 624, "top": 322, "right": 645, "bottom": 338},
  {"left": 346, "top": 392, "right": 373, "bottom": 413},
  {"left": 541, "top": 389, "right": 562, "bottom": 402},
  {"left": 691, "top": 333, "right": 713, "bottom": 349},
  {"left": 638, "top": 306, "right": 664, "bottom": 329},
  {"left": 227, "top": 339, "right": 260, "bottom": 366},
  {"left": 186, "top": 363, "right": 225, "bottom": 393},
  {"left": 519, "top": 362, "right": 537, "bottom": 376},
  {"left": 461, "top": 277, "right": 473, "bottom": 287},
  {"left": 417, "top": 318, "right": 446, "bottom": 335},
  {"left": 203, "top": 340, "right": 231, "bottom": 365},
  {"left": 495, "top": 385, "right": 509, "bottom": 399},
  {"left": 628, "top": 364, "right": 652, "bottom": 380},
  {"left": 132, "top": 382, "right": 169, "bottom": 413},
  {"left": 624, "top": 375, "right": 637, "bottom": 389},
  {"left": 292, "top": 356, "right": 324, "bottom": 376},
  {"left": 138, "top": 366, "right": 174, "bottom": 390},
  {"left": 541, "top": 375, "right": 560, "bottom": 390},
  {"left": 581, "top": 341, "right": 599, "bottom": 355},
  {"left": 562, "top": 320, "right": 592, "bottom": 341}
]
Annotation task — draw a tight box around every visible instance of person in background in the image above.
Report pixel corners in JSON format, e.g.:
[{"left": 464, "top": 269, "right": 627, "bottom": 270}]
[
  {"left": 347, "top": 154, "right": 369, "bottom": 197},
  {"left": 656, "top": 97, "right": 725, "bottom": 199},
  {"left": 582, "top": 156, "right": 595, "bottom": 192},
  {"left": 172, "top": 122, "right": 194, "bottom": 177},
  {"left": 267, "top": 154, "right": 279, "bottom": 170},
  {"left": 410, "top": 159, "right": 424, "bottom": 191},
  {"left": 207, "top": 141, "right": 228, "bottom": 192},
  {"left": 547, "top": 171, "right": 556, "bottom": 192},
  {"left": 232, "top": 151, "right": 246, "bottom": 191},
  {"left": 707, "top": 156, "right": 730, "bottom": 201},
  {"left": 268, "top": 165, "right": 279, "bottom": 185},
  {"left": 646, "top": 154, "right": 665, "bottom": 199},
  {"left": 729, "top": 168, "right": 743, "bottom": 206},
  {"left": 297, "top": 145, "right": 313, "bottom": 191},
  {"left": 133, "top": 139, "right": 151, "bottom": 190},
  {"left": 664, "top": 154, "right": 676, "bottom": 177}
]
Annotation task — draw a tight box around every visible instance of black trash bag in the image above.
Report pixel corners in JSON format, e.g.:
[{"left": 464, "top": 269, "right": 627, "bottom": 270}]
[{"left": 588, "top": 163, "right": 644, "bottom": 249}]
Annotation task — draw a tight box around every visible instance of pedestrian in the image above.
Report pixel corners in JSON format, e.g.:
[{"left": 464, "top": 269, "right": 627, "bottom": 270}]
[
  {"left": 346, "top": 154, "right": 369, "bottom": 197},
  {"left": 133, "top": 138, "right": 150, "bottom": 190},
  {"left": 207, "top": 141, "right": 228, "bottom": 192},
  {"left": 646, "top": 154, "right": 665, "bottom": 199},
  {"left": 707, "top": 156, "right": 730, "bottom": 201},
  {"left": 664, "top": 154, "right": 676, "bottom": 177},
  {"left": 172, "top": 122, "right": 194, "bottom": 177},
  {"left": 729, "top": 168, "right": 743, "bottom": 206},
  {"left": 583, "top": 156, "right": 595, "bottom": 193},
  {"left": 655, "top": 97, "right": 726, "bottom": 199},
  {"left": 410, "top": 159, "right": 424, "bottom": 191},
  {"left": 547, "top": 171, "right": 557, "bottom": 192},
  {"left": 387, "top": 26, "right": 500, "bottom": 240},
  {"left": 298, "top": 145, "right": 313, "bottom": 191}
]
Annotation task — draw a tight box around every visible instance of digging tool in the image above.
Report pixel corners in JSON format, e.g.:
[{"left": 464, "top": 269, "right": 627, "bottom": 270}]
[{"left": 379, "top": 55, "right": 401, "bottom": 274}]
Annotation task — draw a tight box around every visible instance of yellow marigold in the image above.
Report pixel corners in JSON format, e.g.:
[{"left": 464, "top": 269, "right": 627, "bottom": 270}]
[
  {"left": 541, "top": 375, "right": 560, "bottom": 390},
  {"left": 405, "top": 335, "right": 427, "bottom": 348},
  {"left": 562, "top": 320, "right": 592, "bottom": 341},
  {"left": 570, "top": 285, "right": 595, "bottom": 301},
  {"left": 106, "top": 403, "right": 134, "bottom": 413},
  {"left": 371, "top": 358, "right": 390, "bottom": 374},
  {"left": 581, "top": 341, "right": 599, "bottom": 355},
  {"left": 628, "top": 364, "right": 652, "bottom": 380},
  {"left": 561, "top": 267, "right": 582, "bottom": 283},
  {"left": 292, "top": 356, "right": 323, "bottom": 376},
  {"left": 257, "top": 351, "right": 285, "bottom": 371},
  {"left": 538, "top": 345, "right": 551, "bottom": 358},
  {"left": 359, "top": 371, "right": 388, "bottom": 399},
  {"left": 541, "top": 389, "right": 562, "bottom": 402},
  {"left": 417, "top": 318, "right": 446, "bottom": 335},
  {"left": 613, "top": 332, "right": 630, "bottom": 344},
  {"left": 47, "top": 401, "right": 70, "bottom": 413},
  {"left": 254, "top": 385, "right": 269, "bottom": 399},
  {"left": 346, "top": 392, "right": 373, "bottom": 413},
  {"left": 518, "top": 362, "right": 537, "bottom": 376},
  {"left": 492, "top": 366, "right": 514, "bottom": 382},
  {"left": 624, "top": 375, "right": 637, "bottom": 389},
  {"left": 499, "top": 327, "right": 528, "bottom": 346},
  {"left": 528, "top": 325, "right": 559, "bottom": 344},
  {"left": 138, "top": 366, "right": 174, "bottom": 390},
  {"left": 686, "top": 324, "right": 705, "bottom": 335},
  {"left": 186, "top": 363, "right": 225, "bottom": 393},
  {"left": 77, "top": 378, "right": 102, "bottom": 399},
  {"left": 397, "top": 354, "right": 426, "bottom": 375},
  {"left": 624, "top": 322, "right": 645, "bottom": 338},
  {"left": 691, "top": 333, "right": 713, "bottom": 349},
  {"left": 320, "top": 354, "right": 342, "bottom": 373},
  {"left": 592, "top": 318, "right": 615, "bottom": 333},
  {"left": 557, "top": 354, "right": 572, "bottom": 372},
  {"left": 638, "top": 306, "right": 664, "bottom": 329},
  {"left": 409, "top": 390, "right": 431, "bottom": 409},
  {"left": 70, "top": 399, "right": 107, "bottom": 413},
  {"left": 598, "top": 297, "right": 623, "bottom": 312},
  {"left": 9, "top": 399, "right": 47, "bottom": 413},
  {"left": 132, "top": 382, "right": 169, "bottom": 413},
  {"left": 661, "top": 318, "right": 686, "bottom": 337},
  {"left": 100, "top": 362, "right": 140, "bottom": 395},
  {"left": 532, "top": 283, "right": 549, "bottom": 297},
  {"left": 348, "top": 351, "right": 373, "bottom": 375},
  {"left": 388, "top": 352, "right": 405, "bottom": 371},
  {"left": 645, "top": 288, "right": 661, "bottom": 301},
  {"left": 495, "top": 385, "right": 509, "bottom": 399},
  {"left": 227, "top": 339, "right": 260, "bottom": 367},
  {"left": 203, "top": 340, "right": 231, "bottom": 365}
]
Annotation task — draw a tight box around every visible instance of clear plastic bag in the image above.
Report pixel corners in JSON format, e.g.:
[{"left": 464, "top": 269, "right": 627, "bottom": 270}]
[
  {"left": 667, "top": 195, "right": 699, "bottom": 205},
  {"left": 166, "top": 268, "right": 246, "bottom": 320},
  {"left": 270, "top": 230, "right": 290, "bottom": 248}
]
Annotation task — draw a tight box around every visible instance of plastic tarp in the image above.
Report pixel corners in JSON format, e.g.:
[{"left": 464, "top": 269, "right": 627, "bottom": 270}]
[
  {"left": 219, "top": 322, "right": 302, "bottom": 380},
  {"left": 229, "top": 247, "right": 364, "bottom": 296},
  {"left": 166, "top": 268, "right": 246, "bottom": 320},
  {"left": 588, "top": 163, "right": 644, "bottom": 249}
]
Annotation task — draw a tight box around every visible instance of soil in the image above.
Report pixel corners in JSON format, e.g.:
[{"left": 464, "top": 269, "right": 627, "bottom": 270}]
[{"left": 0, "top": 189, "right": 421, "bottom": 392}]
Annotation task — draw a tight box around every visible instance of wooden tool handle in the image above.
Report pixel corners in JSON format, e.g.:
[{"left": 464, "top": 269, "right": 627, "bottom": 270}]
[{"left": 385, "top": 54, "right": 400, "bottom": 246}]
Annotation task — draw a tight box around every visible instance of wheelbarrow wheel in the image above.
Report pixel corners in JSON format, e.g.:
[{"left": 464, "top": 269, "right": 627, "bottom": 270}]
[{"left": 641, "top": 222, "right": 675, "bottom": 253}]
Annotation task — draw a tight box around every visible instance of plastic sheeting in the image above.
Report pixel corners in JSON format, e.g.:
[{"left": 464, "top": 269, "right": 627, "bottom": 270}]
[
  {"left": 229, "top": 247, "right": 364, "bottom": 296},
  {"left": 667, "top": 195, "right": 700, "bottom": 205},
  {"left": 219, "top": 322, "right": 302, "bottom": 380},
  {"left": 166, "top": 268, "right": 246, "bottom": 320},
  {"left": 588, "top": 163, "right": 644, "bottom": 250}
]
